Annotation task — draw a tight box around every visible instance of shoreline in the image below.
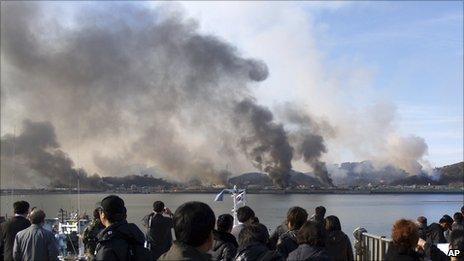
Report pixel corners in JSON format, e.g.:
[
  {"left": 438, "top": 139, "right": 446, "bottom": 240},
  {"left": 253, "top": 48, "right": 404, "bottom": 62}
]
[{"left": 1, "top": 188, "right": 463, "bottom": 196}]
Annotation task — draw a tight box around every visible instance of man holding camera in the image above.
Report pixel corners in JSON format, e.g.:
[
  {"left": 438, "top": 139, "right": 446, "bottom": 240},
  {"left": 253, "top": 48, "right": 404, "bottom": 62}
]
[{"left": 147, "top": 201, "right": 173, "bottom": 260}]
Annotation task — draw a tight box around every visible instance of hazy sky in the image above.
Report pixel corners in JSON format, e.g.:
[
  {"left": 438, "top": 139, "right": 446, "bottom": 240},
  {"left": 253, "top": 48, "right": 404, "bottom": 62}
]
[
  {"left": 178, "top": 1, "right": 463, "bottom": 166},
  {"left": 1, "top": 1, "right": 462, "bottom": 176}
]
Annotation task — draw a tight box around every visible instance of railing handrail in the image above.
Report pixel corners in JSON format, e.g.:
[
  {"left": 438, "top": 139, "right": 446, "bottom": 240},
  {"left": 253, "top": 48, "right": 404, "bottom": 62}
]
[
  {"left": 362, "top": 232, "right": 392, "bottom": 242},
  {"left": 353, "top": 228, "right": 392, "bottom": 261}
]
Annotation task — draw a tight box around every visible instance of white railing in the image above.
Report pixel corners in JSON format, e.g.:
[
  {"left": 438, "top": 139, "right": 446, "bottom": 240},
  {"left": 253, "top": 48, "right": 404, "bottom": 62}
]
[{"left": 353, "top": 228, "right": 392, "bottom": 261}]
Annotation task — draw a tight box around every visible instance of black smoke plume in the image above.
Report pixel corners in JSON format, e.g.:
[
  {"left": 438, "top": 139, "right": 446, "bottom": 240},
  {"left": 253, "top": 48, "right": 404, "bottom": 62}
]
[
  {"left": 234, "top": 99, "right": 293, "bottom": 187},
  {"left": 0, "top": 120, "right": 105, "bottom": 189},
  {"left": 1, "top": 2, "right": 331, "bottom": 187},
  {"left": 280, "top": 105, "right": 334, "bottom": 186}
]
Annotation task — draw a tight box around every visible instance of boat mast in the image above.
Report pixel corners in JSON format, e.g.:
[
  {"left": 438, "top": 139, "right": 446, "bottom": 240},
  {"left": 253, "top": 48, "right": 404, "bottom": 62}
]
[
  {"left": 232, "top": 185, "right": 239, "bottom": 226},
  {"left": 77, "top": 178, "right": 80, "bottom": 217},
  {"left": 11, "top": 125, "right": 16, "bottom": 197}
]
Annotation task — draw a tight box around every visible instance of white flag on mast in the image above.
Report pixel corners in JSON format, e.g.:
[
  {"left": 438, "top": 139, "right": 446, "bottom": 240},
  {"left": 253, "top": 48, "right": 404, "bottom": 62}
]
[
  {"left": 214, "top": 190, "right": 225, "bottom": 201},
  {"left": 236, "top": 191, "right": 247, "bottom": 204}
]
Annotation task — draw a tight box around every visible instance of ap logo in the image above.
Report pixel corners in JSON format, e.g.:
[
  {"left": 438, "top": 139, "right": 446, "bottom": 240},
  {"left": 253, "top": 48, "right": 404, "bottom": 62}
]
[{"left": 448, "top": 249, "right": 461, "bottom": 257}]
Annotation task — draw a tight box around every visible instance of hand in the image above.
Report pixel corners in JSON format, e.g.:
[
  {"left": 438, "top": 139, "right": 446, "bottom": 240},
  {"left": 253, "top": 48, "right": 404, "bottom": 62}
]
[
  {"left": 417, "top": 238, "right": 426, "bottom": 250},
  {"left": 164, "top": 207, "right": 173, "bottom": 216}
]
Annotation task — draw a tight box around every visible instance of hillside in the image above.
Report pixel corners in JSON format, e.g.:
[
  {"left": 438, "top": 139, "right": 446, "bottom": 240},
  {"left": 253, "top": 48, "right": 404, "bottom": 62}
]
[
  {"left": 437, "top": 162, "right": 464, "bottom": 184},
  {"left": 228, "top": 171, "right": 323, "bottom": 188}
]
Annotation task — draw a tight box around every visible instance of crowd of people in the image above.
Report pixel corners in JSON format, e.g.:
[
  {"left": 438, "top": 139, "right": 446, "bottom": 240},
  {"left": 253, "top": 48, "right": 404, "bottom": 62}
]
[{"left": 0, "top": 196, "right": 462, "bottom": 261}]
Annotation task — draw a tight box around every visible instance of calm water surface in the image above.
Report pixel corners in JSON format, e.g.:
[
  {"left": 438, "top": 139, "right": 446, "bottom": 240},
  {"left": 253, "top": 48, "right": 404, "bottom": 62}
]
[{"left": 1, "top": 193, "right": 462, "bottom": 239}]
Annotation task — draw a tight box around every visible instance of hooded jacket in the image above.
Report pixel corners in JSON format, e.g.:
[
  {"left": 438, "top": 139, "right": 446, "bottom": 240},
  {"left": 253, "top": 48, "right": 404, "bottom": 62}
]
[
  {"left": 211, "top": 230, "right": 238, "bottom": 261},
  {"left": 94, "top": 220, "right": 146, "bottom": 261},
  {"left": 235, "top": 242, "right": 283, "bottom": 261},
  {"left": 325, "top": 230, "right": 354, "bottom": 261},
  {"left": 287, "top": 244, "right": 330, "bottom": 261},
  {"left": 159, "top": 241, "right": 212, "bottom": 261}
]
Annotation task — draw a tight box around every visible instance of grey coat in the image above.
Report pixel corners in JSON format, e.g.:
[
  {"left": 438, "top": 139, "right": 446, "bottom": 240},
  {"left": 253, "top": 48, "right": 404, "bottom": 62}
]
[{"left": 13, "top": 224, "right": 59, "bottom": 261}]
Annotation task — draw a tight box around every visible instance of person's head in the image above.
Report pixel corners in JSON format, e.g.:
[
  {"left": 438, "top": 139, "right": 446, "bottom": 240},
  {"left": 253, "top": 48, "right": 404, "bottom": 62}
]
[
  {"left": 217, "top": 214, "right": 234, "bottom": 233},
  {"left": 391, "top": 219, "right": 419, "bottom": 252},
  {"left": 173, "top": 201, "right": 215, "bottom": 252},
  {"left": 325, "top": 215, "right": 342, "bottom": 232},
  {"left": 93, "top": 207, "right": 102, "bottom": 220},
  {"left": 297, "top": 221, "right": 325, "bottom": 247},
  {"left": 251, "top": 216, "right": 259, "bottom": 224},
  {"left": 450, "top": 229, "right": 464, "bottom": 261},
  {"left": 29, "top": 209, "right": 46, "bottom": 225},
  {"left": 440, "top": 215, "right": 454, "bottom": 229},
  {"left": 315, "top": 206, "right": 326, "bottom": 219},
  {"left": 237, "top": 206, "right": 255, "bottom": 224},
  {"left": 238, "top": 223, "right": 269, "bottom": 247},
  {"left": 153, "top": 201, "right": 165, "bottom": 213},
  {"left": 416, "top": 216, "right": 427, "bottom": 227},
  {"left": 13, "top": 201, "right": 30, "bottom": 215},
  {"left": 286, "top": 207, "right": 308, "bottom": 230},
  {"left": 100, "top": 195, "right": 127, "bottom": 227},
  {"left": 453, "top": 212, "right": 463, "bottom": 224}
]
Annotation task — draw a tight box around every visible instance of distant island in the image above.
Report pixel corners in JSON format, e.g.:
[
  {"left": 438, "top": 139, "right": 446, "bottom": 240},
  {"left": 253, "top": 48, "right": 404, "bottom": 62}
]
[{"left": 1, "top": 161, "right": 462, "bottom": 195}]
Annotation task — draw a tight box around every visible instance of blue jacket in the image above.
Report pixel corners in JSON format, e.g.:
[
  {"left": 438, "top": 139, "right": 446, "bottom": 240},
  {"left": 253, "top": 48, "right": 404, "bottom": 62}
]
[{"left": 13, "top": 224, "right": 59, "bottom": 261}]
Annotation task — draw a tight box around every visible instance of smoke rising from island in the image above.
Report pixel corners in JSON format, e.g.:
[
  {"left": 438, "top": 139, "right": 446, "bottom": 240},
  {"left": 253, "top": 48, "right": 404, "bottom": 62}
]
[{"left": 1, "top": 2, "right": 431, "bottom": 188}]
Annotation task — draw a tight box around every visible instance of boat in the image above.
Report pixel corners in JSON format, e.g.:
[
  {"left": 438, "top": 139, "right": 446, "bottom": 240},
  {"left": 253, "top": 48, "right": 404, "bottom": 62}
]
[{"left": 44, "top": 209, "right": 90, "bottom": 260}]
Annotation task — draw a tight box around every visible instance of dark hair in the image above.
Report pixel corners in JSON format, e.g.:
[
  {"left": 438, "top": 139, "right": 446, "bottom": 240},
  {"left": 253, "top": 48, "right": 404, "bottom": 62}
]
[
  {"left": 417, "top": 216, "right": 427, "bottom": 225},
  {"left": 297, "top": 221, "right": 325, "bottom": 247},
  {"left": 173, "top": 201, "right": 215, "bottom": 247},
  {"left": 287, "top": 207, "right": 308, "bottom": 230},
  {"left": 315, "top": 206, "right": 326, "bottom": 218},
  {"left": 454, "top": 212, "right": 463, "bottom": 223},
  {"left": 461, "top": 205, "right": 464, "bottom": 214},
  {"left": 237, "top": 206, "right": 255, "bottom": 223},
  {"left": 93, "top": 207, "right": 102, "bottom": 220},
  {"left": 29, "top": 209, "right": 46, "bottom": 224},
  {"left": 217, "top": 214, "right": 234, "bottom": 232},
  {"left": 391, "top": 219, "right": 419, "bottom": 252},
  {"left": 251, "top": 216, "right": 259, "bottom": 224},
  {"left": 325, "top": 215, "right": 342, "bottom": 232},
  {"left": 450, "top": 229, "right": 464, "bottom": 259},
  {"left": 153, "top": 201, "right": 165, "bottom": 213},
  {"left": 440, "top": 215, "right": 454, "bottom": 226},
  {"left": 238, "top": 223, "right": 269, "bottom": 247},
  {"left": 101, "top": 195, "right": 126, "bottom": 223},
  {"left": 13, "top": 201, "right": 30, "bottom": 215}
]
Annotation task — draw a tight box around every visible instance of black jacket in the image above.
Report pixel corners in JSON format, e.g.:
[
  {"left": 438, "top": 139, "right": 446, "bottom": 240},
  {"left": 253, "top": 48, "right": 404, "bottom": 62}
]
[
  {"left": 147, "top": 213, "right": 173, "bottom": 260},
  {"left": 211, "top": 230, "right": 238, "bottom": 261},
  {"left": 269, "top": 223, "right": 288, "bottom": 250},
  {"left": 0, "top": 216, "right": 31, "bottom": 261},
  {"left": 325, "top": 230, "right": 354, "bottom": 261},
  {"left": 417, "top": 224, "right": 428, "bottom": 240},
  {"left": 276, "top": 230, "right": 298, "bottom": 258},
  {"left": 287, "top": 244, "right": 330, "bottom": 261},
  {"left": 94, "top": 220, "right": 146, "bottom": 261},
  {"left": 384, "top": 243, "right": 422, "bottom": 261},
  {"left": 235, "top": 242, "right": 283, "bottom": 261},
  {"left": 427, "top": 223, "right": 447, "bottom": 244}
]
